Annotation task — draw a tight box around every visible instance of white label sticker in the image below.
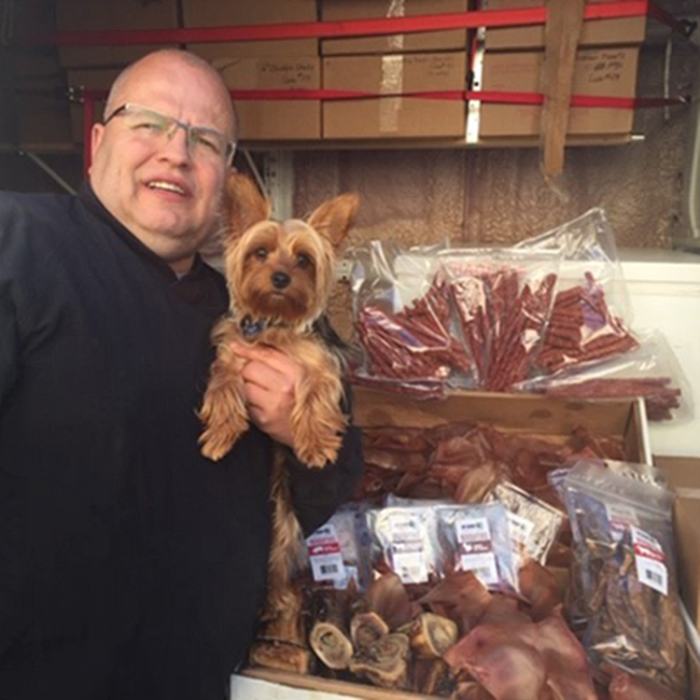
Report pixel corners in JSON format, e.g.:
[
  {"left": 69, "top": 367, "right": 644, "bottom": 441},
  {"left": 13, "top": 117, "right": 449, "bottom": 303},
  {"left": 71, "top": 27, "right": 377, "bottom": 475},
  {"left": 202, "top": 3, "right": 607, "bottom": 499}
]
[
  {"left": 506, "top": 511, "right": 535, "bottom": 560},
  {"left": 456, "top": 516, "right": 498, "bottom": 586},
  {"left": 307, "top": 524, "right": 346, "bottom": 583},
  {"left": 389, "top": 513, "right": 429, "bottom": 584},
  {"left": 631, "top": 525, "right": 668, "bottom": 596}
]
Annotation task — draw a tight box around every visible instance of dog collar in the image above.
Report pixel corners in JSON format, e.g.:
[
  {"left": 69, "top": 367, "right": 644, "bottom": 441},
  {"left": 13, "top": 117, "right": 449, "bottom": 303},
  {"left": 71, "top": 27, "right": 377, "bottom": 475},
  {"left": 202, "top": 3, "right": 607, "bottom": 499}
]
[{"left": 240, "top": 314, "right": 268, "bottom": 339}]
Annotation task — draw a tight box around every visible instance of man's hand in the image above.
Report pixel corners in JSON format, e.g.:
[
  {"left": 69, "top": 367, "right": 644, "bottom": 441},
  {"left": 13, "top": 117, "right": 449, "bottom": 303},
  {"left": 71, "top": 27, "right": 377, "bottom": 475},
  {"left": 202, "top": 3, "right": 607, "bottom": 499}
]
[{"left": 231, "top": 342, "right": 305, "bottom": 448}]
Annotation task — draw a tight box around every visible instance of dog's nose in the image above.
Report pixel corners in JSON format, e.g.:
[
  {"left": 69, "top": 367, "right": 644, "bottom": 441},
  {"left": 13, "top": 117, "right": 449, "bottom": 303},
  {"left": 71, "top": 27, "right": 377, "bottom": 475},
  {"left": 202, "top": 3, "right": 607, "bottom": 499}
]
[{"left": 271, "top": 271, "right": 291, "bottom": 290}]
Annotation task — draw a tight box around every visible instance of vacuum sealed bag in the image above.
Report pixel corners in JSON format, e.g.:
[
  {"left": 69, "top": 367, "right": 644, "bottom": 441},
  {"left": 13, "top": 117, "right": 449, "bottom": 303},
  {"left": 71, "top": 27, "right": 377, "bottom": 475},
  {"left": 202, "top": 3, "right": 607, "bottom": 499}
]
[
  {"left": 306, "top": 503, "right": 373, "bottom": 591},
  {"left": 440, "top": 248, "right": 559, "bottom": 391},
  {"left": 487, "top": 481, "right": 565, "bottom": 566},
  {"left": 516, "top": 209, "right": 639, "bottom": 377},
  {"left": 516, "top": 328, "right": 693, "bottom": 422},
  {"left": 558, "top": 460, "right": 687, "bottom": 696},
  {"left": 366, "top": 505, "right": 442, "bottom": 586},
  {"left": 435, "top": 502, "right": 519, "bottom": 594},
  {"left": 349, "top": 241, "right": 472, "bottom": 396}
]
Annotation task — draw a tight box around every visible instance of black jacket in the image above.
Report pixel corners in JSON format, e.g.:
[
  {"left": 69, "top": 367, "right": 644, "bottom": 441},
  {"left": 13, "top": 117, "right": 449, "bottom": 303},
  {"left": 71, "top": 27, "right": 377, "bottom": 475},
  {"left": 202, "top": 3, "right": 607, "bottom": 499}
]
[{"left": 0, "top": 186, "right": 363, "bottom": 700}]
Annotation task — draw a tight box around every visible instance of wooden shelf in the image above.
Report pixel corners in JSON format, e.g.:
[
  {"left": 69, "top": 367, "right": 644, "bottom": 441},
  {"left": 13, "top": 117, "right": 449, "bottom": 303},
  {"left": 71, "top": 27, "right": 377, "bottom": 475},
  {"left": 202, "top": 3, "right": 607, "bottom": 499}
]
[{"left": 241, "top": 133, "right": 635, "bottom": 151}]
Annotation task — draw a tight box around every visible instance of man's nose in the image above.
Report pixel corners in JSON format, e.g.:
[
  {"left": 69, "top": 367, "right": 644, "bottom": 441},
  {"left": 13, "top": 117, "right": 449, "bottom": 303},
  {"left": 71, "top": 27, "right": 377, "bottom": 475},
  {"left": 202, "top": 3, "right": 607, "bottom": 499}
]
[{"left": 159, "top": 124, "right": 192, "bottom": 165}]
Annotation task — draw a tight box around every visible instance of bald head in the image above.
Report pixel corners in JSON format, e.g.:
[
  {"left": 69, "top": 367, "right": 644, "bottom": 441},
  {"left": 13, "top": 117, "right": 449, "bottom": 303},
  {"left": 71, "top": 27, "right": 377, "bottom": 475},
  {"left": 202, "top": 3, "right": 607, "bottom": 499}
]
[
  {"left": 105, "top": 50, "right": 238, "bottom": 142},
  {"left": 89, "top": 49, "right": 238, "bottom": 275}
]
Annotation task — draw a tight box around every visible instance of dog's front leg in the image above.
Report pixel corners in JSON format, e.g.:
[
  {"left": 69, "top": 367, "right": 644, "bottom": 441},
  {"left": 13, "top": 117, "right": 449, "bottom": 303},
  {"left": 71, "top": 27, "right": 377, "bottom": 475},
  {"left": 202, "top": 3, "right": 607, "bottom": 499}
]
[
  {"left": 291, "top": 365, "right": 346, "bottom": 468},
  {"left": 199, "top": 321, "right": 249, "bottom": 461}
]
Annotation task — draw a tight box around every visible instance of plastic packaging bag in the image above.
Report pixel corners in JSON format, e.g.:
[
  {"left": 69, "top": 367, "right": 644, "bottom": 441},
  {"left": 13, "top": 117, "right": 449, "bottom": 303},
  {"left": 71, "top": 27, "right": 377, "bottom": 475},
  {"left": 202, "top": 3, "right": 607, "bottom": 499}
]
[
  {"left": 440, "top": 248, "right": 559, "bottom": 391},
  {"left": 558, "top": 460, "right": 687, "bottom": 696},
  {"left": 435, "top": 502, "right": 519, "bottom": 594},
  {"left": 515, "top": 328, "right": 693, "bottom": 422},
  {"left": 349, "top": 241, "right": 472, "bottom": 396},
  {"left": 487, "top": 481, "right": 566, "bottom": 566},
  {"left": 305, "top": 503, "right": 373, "bottom": 591},
  {"left": 366, "top": 505, "right": 443, "bottom": 586},
  {"left": 515, "top": 209, "right": 639, "bottom": 376}
]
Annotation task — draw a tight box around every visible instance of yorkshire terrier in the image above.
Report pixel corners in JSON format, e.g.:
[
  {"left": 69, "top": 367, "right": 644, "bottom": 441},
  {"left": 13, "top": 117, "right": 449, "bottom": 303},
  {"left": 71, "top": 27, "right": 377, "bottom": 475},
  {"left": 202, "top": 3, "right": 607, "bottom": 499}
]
[{"left": 199, "top": 172, "right": 359, "bottom": 615}]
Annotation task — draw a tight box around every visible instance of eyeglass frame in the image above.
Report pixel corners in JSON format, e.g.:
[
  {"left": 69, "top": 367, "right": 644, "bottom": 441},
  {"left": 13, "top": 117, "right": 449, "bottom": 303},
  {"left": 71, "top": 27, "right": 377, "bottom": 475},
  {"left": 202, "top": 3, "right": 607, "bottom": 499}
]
[{"left": 104, "top": 102, "right": 237, "bottom": 167}]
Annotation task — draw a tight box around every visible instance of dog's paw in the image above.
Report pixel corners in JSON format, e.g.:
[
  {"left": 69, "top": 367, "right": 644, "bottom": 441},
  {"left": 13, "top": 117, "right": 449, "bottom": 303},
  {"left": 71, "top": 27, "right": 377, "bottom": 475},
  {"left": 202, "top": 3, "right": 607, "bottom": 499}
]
[
  {"left": 199, "top": 419, "right": 248, "bottom": 462},
  {"left": 294, "top": 431, "right": 342, "bottom": 468}
]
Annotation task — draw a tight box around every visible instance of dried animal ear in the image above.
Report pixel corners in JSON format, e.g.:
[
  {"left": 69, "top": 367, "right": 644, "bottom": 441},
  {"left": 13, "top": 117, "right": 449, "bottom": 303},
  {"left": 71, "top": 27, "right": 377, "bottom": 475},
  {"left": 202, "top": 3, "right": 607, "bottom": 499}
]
[
  {"left": 226, "top": 171, "right": 271, "bottom": 239},
  {"left": 306, "top": 193, "right": 359, "bottom": 248}
]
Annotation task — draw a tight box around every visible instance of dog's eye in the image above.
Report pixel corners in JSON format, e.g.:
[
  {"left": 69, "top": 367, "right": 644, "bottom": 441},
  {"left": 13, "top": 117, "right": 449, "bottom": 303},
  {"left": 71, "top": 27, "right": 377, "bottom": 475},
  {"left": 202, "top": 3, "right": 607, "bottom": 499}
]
[
  {"left": 297, "top": 253, "right": 312, "bottom": 269},
  {"left": 255, "top": 247, "right": 268, "bottom": 260}
]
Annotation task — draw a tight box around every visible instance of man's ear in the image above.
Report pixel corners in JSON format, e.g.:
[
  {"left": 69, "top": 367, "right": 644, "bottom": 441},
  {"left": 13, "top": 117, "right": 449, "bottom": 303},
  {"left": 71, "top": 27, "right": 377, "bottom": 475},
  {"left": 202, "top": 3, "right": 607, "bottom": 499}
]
[
  {"left": 226, "top": 172, "right": 271, "bottom": 239},
  {"left": 89, "top": 123, "right": 106, "bottom": 175},
  {"left": 307, "top": 193, "right": 359, "bottom": 248}
]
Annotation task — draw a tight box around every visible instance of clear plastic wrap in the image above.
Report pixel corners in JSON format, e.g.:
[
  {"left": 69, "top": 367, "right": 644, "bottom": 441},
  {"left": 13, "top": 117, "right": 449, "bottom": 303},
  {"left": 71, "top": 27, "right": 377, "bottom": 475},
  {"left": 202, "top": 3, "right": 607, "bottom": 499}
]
[
  {"left": 348, "top": 241, "right": 472, "bottom": 396},
  {"left": 515, "top": 209, "right": 639, "bottom": 376},
  {"left": 366, "top": 506, "right": 442, "bottom": 586},
  {"left": 558, "top": 460, "right": 687, "bottom": 696},
  {"left": 305, "top": 503, "right": 373, "bottom": 591},
  {"left": 515, "top": 328, "right": 693, "bottom": 422},
  {"left": 435, "top": 503, "right": 519, "bottom": 595},
  {"left": 440, "top": 248, "right": 559, "bottom": 391},
  {"left": 487, "top": 481, "right": 566, "bottom": 566}
]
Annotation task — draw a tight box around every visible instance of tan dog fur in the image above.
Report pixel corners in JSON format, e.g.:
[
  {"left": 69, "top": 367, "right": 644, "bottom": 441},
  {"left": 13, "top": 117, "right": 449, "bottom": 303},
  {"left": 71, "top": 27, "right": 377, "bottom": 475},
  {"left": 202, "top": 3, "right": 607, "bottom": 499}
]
[{"left": 199, "top": 172, "right": 358, "bottom": 616}]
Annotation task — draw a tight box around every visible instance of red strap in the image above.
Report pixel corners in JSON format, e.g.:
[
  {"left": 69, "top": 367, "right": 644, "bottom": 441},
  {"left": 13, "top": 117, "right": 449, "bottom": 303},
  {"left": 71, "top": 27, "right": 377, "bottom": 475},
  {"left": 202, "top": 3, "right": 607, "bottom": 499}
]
[
  {"left": 34, "top": 1, "right": 659, "bottom": 47},
  {"left": 226, "top": 88, "right": 686, "bottom": 109},
  {"left": 84, "top": 88, "right": 686, "bottom": 109}
]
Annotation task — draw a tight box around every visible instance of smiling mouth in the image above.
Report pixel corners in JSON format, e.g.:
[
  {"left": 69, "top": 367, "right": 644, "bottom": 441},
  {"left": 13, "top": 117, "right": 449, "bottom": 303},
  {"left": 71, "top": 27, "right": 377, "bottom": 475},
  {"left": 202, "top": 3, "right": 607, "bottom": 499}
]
[{"left": 147, "top": 180, "right": 187, "bottom": 196}]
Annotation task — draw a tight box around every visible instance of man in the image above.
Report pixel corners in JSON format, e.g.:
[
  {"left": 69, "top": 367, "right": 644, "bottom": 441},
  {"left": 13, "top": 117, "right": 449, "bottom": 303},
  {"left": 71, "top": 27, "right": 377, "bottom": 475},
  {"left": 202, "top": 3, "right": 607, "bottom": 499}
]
[{"left": 0, "top": 50, "right": 363, "bottom": 699}]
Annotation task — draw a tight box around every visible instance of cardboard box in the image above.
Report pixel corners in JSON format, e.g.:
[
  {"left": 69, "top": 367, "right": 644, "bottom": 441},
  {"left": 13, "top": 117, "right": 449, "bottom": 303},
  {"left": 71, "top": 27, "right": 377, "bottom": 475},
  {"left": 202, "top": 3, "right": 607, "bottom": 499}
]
[
  {"left": 67, "top": 69, "right": 121, "bottom": 143},
  {"left": 321, "top": 0, "right": 468, "bottom": 56},
  {"left": 476, "top": 47, "right": 639, "bottom": 139},
  {"left": 183, "top": 0, "right": 317, "bottom": 62},
  {"left": 55, "top": 0, "right": 179, "bottom": 68},
  {"left": 657, "top": 456, "right": 700, "bottom": 700},
  {"left": 214, "top": 57, "right": 321, "bottom": 141},
  {"left": 323, "top": 52, "right": 467, "bottom": 139},
  {"left": 233, "top": 397, "right": 700, "bottom": 699},
  {"left": 657, "top": 457, "right": 700, "bottom": 633},
  {"left": 231, "top": 389, "right": 662, "bottom": 698},
  {"left": 482, "top": 0, "right": 646, "bottom": 51}
]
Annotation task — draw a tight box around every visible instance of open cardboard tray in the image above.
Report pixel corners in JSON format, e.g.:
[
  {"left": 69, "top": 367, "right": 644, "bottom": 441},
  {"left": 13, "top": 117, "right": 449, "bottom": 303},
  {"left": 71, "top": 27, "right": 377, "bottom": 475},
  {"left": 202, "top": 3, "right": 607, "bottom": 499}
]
[{"left": 232, "top": 390, "right": 700, "bottom": 699}]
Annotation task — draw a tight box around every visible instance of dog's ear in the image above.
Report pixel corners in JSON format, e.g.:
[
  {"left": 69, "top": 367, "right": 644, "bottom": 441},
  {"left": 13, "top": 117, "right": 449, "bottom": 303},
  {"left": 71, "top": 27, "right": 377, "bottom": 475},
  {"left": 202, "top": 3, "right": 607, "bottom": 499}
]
[
  {"left": 306, "top": 193, "right": 359, "bottom": 248},
  {"left": 226, "top": 171, "right": 271, "bottom": 238}
]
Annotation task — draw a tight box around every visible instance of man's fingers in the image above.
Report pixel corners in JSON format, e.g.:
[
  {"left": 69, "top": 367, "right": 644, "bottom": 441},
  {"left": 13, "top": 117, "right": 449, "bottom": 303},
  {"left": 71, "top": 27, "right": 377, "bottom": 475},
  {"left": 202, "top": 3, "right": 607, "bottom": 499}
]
[{"left": 231, "top": 342, "right": 298, "bottom": 376}]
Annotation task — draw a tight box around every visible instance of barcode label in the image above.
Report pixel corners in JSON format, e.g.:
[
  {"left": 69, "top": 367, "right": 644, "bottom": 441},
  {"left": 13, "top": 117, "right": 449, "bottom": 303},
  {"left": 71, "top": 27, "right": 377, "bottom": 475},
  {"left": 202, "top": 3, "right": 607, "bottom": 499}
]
[
  {"left": 307, "top": 523, "right": 346, "bottom": 584},
  {"left": 644, "top": 570, "right": 663, "bottom": 586},
  {"left": 631, "top": 526, "right": 668, "bottom": 596}
]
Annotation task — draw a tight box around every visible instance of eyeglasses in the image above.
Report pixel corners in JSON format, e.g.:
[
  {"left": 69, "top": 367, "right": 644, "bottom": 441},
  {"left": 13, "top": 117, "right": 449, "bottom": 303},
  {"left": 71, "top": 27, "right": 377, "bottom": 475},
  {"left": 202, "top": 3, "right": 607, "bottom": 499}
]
[{"left": 104, "top": 103, "right": 236, "bottom": 166}]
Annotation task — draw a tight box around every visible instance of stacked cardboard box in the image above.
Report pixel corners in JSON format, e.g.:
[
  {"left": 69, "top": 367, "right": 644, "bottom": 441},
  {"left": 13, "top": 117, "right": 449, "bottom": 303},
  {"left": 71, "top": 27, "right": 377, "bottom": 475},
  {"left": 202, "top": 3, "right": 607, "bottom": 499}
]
[
  {"left": 55, "top": 0, "right": 180, "bottom": 69},
  {"left": 182, "top": 0, "right": 321, "bottom": 141},
  {"left": 323, "top": 52, "right": 467, "bottom": 140},
  {"left": 214, "top": 57, "right": 322, "bottom": 141},
  {"left": 321, "top": 0, "right": 468, "bottom": 56},
  {"left": 482, "top": 0, "right": 646, "bottom": 51},
  {"left": 473, "top": 0, "right": 644, "bottom": 142},
  {"left": 320, "top": 0, "right": 468, "bottom": 140}
]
